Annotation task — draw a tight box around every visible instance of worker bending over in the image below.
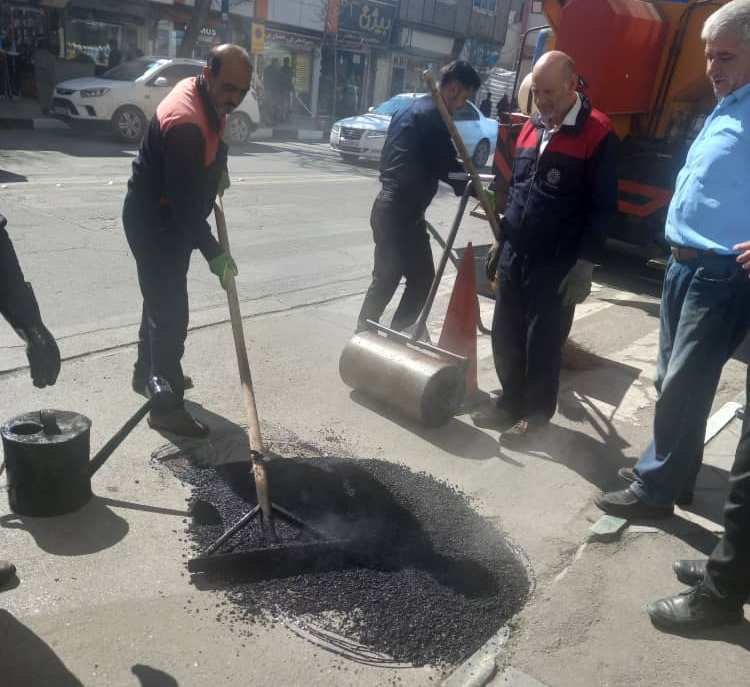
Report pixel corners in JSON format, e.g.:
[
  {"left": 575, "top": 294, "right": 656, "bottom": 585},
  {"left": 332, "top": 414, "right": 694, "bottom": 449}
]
[
  {"left": 122, "top": 44, "right": 251, "bottom": 437},
  {"left": 356, "top": 61, "right": 482, "bottom": 334}
]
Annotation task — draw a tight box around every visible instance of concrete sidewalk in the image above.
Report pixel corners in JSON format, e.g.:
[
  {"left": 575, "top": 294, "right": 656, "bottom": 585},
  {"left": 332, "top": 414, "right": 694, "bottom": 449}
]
[{"left": 1, "top": 277, "right": 748, "bottom": 686}]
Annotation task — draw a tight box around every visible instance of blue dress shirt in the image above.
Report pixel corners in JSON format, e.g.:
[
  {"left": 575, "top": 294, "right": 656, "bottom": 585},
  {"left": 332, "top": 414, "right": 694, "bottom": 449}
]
[{"left": 665, "top": 82, "right": 750, "bottom": 254}]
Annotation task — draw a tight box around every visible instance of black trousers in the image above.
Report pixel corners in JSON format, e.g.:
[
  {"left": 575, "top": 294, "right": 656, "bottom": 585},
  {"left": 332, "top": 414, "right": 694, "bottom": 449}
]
[
  {"left": 357, "top": 199, "right": 434, "bottom": 333},
  {"left": 123, "top": 197, "right": 192, "bottom": 404},
  {"left": 491, "top": 242, "right": 575, "bottom": 420},
  {"left": 704, "top": 366, "right": 750, "bottom": 606}
]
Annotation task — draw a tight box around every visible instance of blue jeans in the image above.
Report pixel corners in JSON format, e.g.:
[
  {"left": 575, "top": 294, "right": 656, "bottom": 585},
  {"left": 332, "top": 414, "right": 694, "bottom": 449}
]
[{"left": 632, "top": 254, "right": 750, "bottom": 506}]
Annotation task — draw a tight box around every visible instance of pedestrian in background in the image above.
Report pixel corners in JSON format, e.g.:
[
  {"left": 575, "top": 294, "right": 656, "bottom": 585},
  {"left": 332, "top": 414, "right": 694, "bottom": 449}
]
[
  {"left": 108, "top": 39, "right": 122, "bottom": 70},
  {"left": 597, "top": 0, "right": 750, "bottom": 519},
  {"left": 280, "top": 56, "right": 294, "bottom": 122},
  {"left": 356, "top": 61, "right": 481, "bottom": 334},
  {"left": 477, "top": 51, "right": 618, "bottom": 435},
  {"left": 480, "top": 92, "right": 492, "bottom": 117}
]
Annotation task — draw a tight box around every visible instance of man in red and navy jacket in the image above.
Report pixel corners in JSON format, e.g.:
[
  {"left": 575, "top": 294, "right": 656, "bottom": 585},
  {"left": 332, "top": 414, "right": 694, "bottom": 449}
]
[
  {"left": 485, "top": 51, "right": 618, "bottom": 434},
  {"left": 122, "top": 45, "right": 251, "bottom": 437}
]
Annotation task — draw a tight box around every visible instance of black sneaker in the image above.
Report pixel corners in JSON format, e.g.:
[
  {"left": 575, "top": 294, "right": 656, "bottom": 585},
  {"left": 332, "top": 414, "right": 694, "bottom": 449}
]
[{"left": 646, "top": 584, "right": 743, "bottom": 632}]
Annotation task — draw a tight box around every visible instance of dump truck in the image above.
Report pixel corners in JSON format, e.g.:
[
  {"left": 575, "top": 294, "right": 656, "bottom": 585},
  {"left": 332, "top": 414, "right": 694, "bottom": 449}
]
[{"left": 492, "top": 0, "right": 729, "bottom": 257}]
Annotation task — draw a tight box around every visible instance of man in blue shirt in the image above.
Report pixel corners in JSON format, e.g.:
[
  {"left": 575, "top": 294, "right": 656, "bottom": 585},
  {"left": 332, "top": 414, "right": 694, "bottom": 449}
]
[
  {"left": 598, "top": 0, "right": 750, "bottom": 628},
  {"left": 356, "top": 61, "right": 481, "bottom": 333}
]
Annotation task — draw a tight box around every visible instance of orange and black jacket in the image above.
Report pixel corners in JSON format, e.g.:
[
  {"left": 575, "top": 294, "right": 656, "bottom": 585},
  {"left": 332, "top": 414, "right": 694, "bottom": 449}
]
[
  {"left": 503, "top": 96, "right": 618, "bottom": 261},
  {"left": 126, "top": 75, "right": 227, "bottom": 261}
]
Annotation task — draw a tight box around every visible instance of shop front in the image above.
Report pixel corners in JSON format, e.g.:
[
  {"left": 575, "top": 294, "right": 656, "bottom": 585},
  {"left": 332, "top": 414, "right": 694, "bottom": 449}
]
[
  {"left": 1, "top": 0, "right": 64, "bottom": 99},
  {"left": 63, "top": 0, "right": 148, "bottom": 70},
  {"left": 257, "top": 26, "right": 321, "bottom": 123},
  {"left": 151, "top": 0, "right": 253, "bottom": 60},
  {"left": 321, "top": 0, "right": 397, "bottom": 120},
  {"left": 390, "top": 27, "right": 456, "bottom": 96}
]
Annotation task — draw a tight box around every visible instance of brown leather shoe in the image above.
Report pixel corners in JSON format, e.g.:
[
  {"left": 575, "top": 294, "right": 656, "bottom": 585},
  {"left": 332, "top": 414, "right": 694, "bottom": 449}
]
[
  {"left": 0, "top": 559, "right": 17, "bottom": 588},
  {"left": 148, "top": 408, "right": 209, "bottom": 438}
]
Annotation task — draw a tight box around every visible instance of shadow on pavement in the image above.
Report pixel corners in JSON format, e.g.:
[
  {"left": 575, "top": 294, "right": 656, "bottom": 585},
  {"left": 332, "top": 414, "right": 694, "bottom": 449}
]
[
  {"left": 132, "top": 663, "right": 180, "bottom": 687},
  {"left": 349, "top": 389, "right": 500, "bottom": 461},
  {"left": 0, "top": 609, "right": 84, "bottom": 686},
  {"left": 0, "top": 127, "right": 138, "bottom": 157},
  {"left": 0, "top": 170, "right": 27, "bottom": 183},
  {"left": 651, "top": 616, "right": 750, "bottom": 650},
  {"left": 0, "top": 496, "right": 128, "bottom": 555}
]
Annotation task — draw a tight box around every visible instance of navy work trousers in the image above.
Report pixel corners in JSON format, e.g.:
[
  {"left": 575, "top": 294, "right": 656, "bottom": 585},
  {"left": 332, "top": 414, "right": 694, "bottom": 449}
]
[
  {"left": 123, "top": 194, "right": 192, "bottom": 404},
  {"left": 357, "top": 198, "right": 434, "bottom": 333},
  {"left": 491, "top": 242, "right": 575, "bottom": 421}
]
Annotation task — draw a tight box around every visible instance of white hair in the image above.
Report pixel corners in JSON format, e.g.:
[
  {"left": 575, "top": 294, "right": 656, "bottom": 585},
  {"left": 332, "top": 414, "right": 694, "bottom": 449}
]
[{"left": 702, "top": 0, "right": 750, "bottom": 44}]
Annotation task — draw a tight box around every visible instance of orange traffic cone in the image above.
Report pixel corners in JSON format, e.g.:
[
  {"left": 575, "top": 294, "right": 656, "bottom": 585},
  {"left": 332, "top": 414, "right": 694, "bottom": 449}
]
[{"left": 438, "top": 242, "right": 478, "bottom": 397}]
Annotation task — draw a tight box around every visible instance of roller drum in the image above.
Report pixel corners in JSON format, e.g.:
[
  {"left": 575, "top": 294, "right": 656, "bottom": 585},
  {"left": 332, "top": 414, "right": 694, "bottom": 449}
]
[{"left": 339, "top": 332, "right": 465, "bottom": 427}]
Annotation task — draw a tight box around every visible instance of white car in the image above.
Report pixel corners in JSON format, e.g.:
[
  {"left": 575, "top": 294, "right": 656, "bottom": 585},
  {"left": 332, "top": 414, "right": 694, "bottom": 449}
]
[
  {"left": 329, "top": 93, "right": 499, "bottom": 167},
  {"left": 51, "top": 57, "right": 261, "bottom": 145}
]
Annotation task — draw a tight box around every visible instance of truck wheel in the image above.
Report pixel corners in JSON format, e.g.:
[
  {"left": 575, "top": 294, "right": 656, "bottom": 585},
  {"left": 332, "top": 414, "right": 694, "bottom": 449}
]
[{"left": 112, "top": 105, "right": 146, "bottom": 144}]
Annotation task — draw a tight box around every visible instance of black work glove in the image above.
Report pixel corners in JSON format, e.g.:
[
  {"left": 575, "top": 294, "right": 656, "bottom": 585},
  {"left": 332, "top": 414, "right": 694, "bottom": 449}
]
[
  {"left": 485, "top": 241, "right": 501, "bottom": 282},
  {"left": 19, "top": 323, "right": 60, "bottom": 388}
]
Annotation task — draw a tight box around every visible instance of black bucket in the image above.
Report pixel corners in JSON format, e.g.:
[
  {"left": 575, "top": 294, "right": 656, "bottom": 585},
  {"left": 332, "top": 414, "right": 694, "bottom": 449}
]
[{"left": 1, "top": 410, "right": 93, "bottom": 516}]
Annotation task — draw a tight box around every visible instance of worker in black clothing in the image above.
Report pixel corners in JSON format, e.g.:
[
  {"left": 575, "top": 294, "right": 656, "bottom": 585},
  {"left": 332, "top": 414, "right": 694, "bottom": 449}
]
[
  {"left": 356, "top": 61, "right": 482, "bottom": 334},
  {"left": 647, "top": 365, "right": 750, "bottom": 630},
  {"left": 481, "top": 51, "right": 618, "bottom": 435},
  {"left": 0, "top": 212, "right": 61, "bottom": 589},
  {"left": 123, "top": 44, "right": 251, "bottom": 437}
]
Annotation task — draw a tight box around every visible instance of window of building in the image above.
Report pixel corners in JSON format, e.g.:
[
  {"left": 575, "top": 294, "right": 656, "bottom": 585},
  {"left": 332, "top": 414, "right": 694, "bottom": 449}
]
[{"left": 473, "top": 0, "right": 496, "bottom": 12}]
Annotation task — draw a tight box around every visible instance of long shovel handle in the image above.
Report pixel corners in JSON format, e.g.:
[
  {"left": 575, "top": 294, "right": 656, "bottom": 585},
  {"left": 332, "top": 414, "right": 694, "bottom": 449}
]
[
  {"left": 422, "top": 70, "right": 503, "bottom": 244},
  {"left": 214, "top": 200, "right": 276, "bottom": 540}
]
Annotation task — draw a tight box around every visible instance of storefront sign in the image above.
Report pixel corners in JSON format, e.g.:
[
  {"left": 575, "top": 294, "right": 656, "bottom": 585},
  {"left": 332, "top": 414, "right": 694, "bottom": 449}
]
[
  {"left": 251, "top": 22, "right": 264, "bottom": 54},
  {"left": 338, "top": 0, "right": 396, "bottom": 45}
]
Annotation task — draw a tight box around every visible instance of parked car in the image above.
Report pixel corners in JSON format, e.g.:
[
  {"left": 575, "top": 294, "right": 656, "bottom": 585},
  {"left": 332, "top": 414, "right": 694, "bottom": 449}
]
[
  {"left": 50, "top": 57, "right": 260, "bottom": 145},
  {"left": 329, "top": 93, "right": 499, "bottom": 167}
]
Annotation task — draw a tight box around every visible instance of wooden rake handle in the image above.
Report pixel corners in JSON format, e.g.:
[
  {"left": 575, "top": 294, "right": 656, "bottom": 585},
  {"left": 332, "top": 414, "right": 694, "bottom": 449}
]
[
  {"left": 213, "top": 200, "right": 274, "bottom": 533},
  {"left": 422, "top": 70, "right": 503, "bottom": 244}
]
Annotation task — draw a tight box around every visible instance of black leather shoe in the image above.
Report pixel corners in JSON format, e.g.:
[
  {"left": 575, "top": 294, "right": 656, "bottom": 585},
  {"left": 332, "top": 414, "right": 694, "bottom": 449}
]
[
  {"left": 617, "top": 467, "right": 694, "bottom": 506},
  {"left": 646, "top": 585, "right": 743, "bottom": 631},
  {"left": 0, "top": 559, "right": 17, "bottom": 588},
  {"left": 133, "top": 373, "right": 193, "bottom": 396},
  {"left": 673, "top": 559, "right": 707, "bottom": 586},
  {"left": 595, "top": 488, "right": 673, "bottom": 519},
  {"left": 148, "top": 408, "right": 209, "bottom": 438}
]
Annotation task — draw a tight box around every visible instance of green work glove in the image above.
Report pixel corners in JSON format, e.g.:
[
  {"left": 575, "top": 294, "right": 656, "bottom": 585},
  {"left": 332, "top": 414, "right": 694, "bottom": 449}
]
[
  {"left": 484, "top": 189, "right": 496, "bottom": 216},
  {"left": 209, "top": 252, "right": 238, "bottom": 290},
  {"left": 559, "top": 259, "right": 594, "bottom": 306},
  {"left": 218, "top": 168, "right": 231, "bottom": 197}
]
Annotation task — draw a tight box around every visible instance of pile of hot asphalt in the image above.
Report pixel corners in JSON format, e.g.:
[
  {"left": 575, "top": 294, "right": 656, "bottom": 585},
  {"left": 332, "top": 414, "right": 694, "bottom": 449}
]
[{"left": 168, "top": 439, "right": 530, "bottom": 668}]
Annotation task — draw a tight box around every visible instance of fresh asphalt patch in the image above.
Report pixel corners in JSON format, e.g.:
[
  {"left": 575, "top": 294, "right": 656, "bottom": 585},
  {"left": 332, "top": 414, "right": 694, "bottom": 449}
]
[{"left": 157, "top": 430, "right": 530, "bottom": 669}]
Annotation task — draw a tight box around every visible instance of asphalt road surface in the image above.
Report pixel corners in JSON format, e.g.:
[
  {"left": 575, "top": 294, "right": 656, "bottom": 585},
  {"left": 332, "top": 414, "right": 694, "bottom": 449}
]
[{"left": 1, "top": 128, "right": 748, "bottom": 687}]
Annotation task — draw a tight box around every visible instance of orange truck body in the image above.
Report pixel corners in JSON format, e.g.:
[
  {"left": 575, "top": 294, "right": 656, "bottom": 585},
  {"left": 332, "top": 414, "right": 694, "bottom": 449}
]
[{"left": 495, "top": 0, "right": 729, "bottom": 253}]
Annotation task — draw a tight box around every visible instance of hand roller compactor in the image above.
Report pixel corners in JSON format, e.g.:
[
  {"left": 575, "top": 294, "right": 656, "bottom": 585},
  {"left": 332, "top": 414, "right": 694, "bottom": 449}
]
[{"left": 339, "top": 70, "right": 503, "bottom": 427}]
